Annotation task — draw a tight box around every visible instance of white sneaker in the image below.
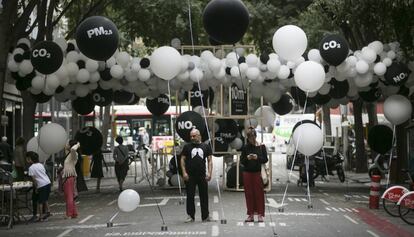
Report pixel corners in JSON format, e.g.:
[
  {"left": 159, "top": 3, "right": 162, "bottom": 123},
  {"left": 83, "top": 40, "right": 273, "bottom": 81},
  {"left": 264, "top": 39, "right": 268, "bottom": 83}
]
[{"left": 184, "top": 216, "right": 194, "bottom": 223}]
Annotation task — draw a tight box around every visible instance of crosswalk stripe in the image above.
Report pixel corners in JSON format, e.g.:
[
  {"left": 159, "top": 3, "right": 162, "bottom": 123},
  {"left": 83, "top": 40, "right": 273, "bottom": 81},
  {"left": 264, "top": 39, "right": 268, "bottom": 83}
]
[
  {"left": 331, "top": 207, "right": 339, "bottom": 212},
  {"left": 269, "top": 222, "right": 276, "bottom": 227},
  {"left": 258, "top": 223, "right": 265, "bottom": 227},
  {"left": 294, "top": 198, "right": 301, "bottom": 202},
  {"left": 362, "top": 195, "right": 369, "bottom": 199},
  {"left": 248, "top": 222, "right": 254, "bottom": 227},
  {"left": 345, "top": 208, "right": 353, "bottom": 212},
  {"left": 352, "top": 208, "right": 359, "bottom": 213},
  {"left": 301, "top": 198, "right": 307, "bottom": 202},
  {"left": 214, "top": 196, "right": 219, "bottom": 203},
  {"left": 279, "top": 223, "right": 287, "bottom": 226},
  {"left": 319, "top": 199, "right": 330, "bottom": 205},
  {"left": 325, "top": 207, "right": 331, "bottom": 211},
  {"left": 237, "top": 222, "right": 244, "bottom": 226},
  {"left": 338, "top": 208, "right": 346, "bottom": 212},
  {"left": 288, "top": 198, "right": 293, "bottom": 202}
]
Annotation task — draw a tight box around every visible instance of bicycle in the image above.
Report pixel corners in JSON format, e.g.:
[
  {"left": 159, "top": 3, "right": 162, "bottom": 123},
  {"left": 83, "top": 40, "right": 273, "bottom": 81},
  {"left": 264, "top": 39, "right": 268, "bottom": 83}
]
[{"left": 381, "top": 169, "right": 414, "bottom": 224}]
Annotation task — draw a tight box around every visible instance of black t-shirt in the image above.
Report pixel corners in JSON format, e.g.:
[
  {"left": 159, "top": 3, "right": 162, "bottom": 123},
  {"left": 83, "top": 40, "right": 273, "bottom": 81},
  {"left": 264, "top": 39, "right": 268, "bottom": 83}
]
[
  {"left": 240, "top": 143, "right": 268, "bottom": 172},
  {"left": 182, "top": 142, "right": 212, "bottom": 177}
]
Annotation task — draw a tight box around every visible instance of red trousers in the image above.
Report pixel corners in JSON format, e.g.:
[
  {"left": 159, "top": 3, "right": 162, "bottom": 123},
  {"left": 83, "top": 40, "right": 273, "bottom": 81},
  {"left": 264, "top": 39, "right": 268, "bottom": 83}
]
[
  {"left": 63, "top": 176, "right": 78, "bottom": 218},
  {"left": 243, "top": 172, "right": 265, "bottom": 216}
]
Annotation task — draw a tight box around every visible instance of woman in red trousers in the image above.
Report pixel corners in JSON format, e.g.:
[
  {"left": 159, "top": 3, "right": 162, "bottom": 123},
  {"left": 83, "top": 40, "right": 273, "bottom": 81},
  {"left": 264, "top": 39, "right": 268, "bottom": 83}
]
[
  {"left": 62, "top": 140, "right": 80, "bottom": 219},
  {"left": 240, "top": 127, "right": 268, "bottom": 222}
]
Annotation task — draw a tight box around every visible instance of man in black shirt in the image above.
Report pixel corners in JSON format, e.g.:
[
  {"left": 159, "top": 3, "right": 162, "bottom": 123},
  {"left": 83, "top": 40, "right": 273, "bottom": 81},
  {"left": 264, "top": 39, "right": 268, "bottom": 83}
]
[{"left": 181, "top": 128, "right": 213, "bottom": 223}]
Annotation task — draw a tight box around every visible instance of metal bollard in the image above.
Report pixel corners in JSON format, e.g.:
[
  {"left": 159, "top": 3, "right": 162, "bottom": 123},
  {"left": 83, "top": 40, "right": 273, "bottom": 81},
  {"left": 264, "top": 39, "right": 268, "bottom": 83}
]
[{"left": 369, "top": 175, "right": 381, "bottom": 209}]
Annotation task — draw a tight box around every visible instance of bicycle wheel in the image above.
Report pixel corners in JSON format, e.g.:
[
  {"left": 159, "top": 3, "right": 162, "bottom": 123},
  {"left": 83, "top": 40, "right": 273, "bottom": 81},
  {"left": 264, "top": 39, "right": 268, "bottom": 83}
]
[
  {"left": 398, "top": 192, "right": 414, "bottom": 225},
  {"left": 383, "top": 199, "right": 400, "bottom": 217}
]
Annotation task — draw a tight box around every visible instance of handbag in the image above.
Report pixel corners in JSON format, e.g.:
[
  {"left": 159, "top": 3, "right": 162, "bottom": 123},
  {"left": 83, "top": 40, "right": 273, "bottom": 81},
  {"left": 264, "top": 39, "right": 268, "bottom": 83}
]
[{"left": 260, "top": 145, "right": 269, "bottom": 186}]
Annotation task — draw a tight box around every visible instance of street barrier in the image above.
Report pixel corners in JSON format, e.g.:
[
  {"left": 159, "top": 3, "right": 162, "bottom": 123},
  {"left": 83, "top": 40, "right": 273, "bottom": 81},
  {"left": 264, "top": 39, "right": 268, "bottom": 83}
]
[{"left": 369, "top": 175, "right": 381, "bottom": 209}]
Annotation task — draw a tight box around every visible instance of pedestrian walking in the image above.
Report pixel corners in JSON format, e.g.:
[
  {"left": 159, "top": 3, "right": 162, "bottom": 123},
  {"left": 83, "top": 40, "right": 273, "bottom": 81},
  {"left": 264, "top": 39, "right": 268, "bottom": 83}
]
[
  {"left": 62, "top": 140, "right": 80, "bottom": 219},
  {"left": 113, "top": 136, "right": 129, "bottom": 192}
]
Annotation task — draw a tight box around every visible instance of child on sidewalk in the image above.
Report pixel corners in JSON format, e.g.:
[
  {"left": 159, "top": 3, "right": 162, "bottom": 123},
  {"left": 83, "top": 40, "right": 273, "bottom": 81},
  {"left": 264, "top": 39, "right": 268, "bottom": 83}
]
[{"left": 27, "top": 151, "right": 51, "bottom": 222}]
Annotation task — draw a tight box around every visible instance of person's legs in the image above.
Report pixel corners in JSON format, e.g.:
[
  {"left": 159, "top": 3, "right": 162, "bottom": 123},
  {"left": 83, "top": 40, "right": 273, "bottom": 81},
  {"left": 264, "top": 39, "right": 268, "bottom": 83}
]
[
  {"left": 64, "top": 177, "right": 78, "bottom": 218},
  {"left": 185, "top": 176, "right": 196, "bottom": 220},
  {"left": 251, "top": 172, "right": 265, "bottom": 218},
  {"left": 243, "top": 172, "right": 255, "bottom": 217},
  {"left": 96, "top": 178, "right": 101, "bottom": 192},
  {"left": 198, "top": 178, "right": 209, "bottom": 221},
  {"left": 31, "top": 189, "right": 38, "bottom": 219}
]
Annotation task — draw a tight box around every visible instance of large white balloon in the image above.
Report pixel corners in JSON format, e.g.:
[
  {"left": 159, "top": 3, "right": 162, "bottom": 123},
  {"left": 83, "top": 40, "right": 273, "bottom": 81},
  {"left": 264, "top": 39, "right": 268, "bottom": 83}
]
[
  {"left": 384, "top": 95, "right": 412, "bottom": 125},
  {"left": 38, "top": 123, "right": 68, "bottom": 154},
  {"left": 27, "top": 137, "right": 49, "bottom": 162},
  {"left": 150, "top": 46, "right": 182, "bottom": 80},
  {"left": 118, "top": 189, "right": 140, "bottom": 212},
  {"left": 294, "top": 61, "right": 325, "bottom": 93},
  {"left": 254, "top": 106, "right": 276, "bottom": 127},
  {"left": 272, "top": 25, "right": 308, "bottom": 61},
  {"left": 292, "top": 123, "right": 323, "bottom": 156}
]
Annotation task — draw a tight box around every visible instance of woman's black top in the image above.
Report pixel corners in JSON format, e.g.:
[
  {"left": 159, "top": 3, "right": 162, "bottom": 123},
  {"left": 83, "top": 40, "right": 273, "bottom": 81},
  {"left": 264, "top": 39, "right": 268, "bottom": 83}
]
[{"left": 240, "top": 143, "right": 268, "bottom": 172}]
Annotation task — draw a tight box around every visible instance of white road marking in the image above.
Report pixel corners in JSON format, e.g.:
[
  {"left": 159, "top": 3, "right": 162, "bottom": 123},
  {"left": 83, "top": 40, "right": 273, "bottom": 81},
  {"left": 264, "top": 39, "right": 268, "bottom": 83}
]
[
  {"left": 139, "top": 198, "right": 169, "bottom": 207},
  {"left": 279, "top": 223, "right": 287, "bottom": 226},
  {"left": 353, "top": 195, "right": 361, "bottom": 198},
  {"left": 269, "top": 212, "right": 329, "bottom": 217},
  {"left": 50, "top": 203, "right": 57, "bottom": 207},
  {"left": 345, "top": 208, "right": 353, "bottom": 212},
  {"left": 351, "top": 208, "right": 359, "bottom": 213},
  {"left": 211, "top": 225, "right": 219, "bottom": 237},
  {"left": 294, "top": 198, "right": 301, "bottom": 202},
  {"left": 366, "top": 230, "right": 380, "bottom": 237},
  {"left": 325, "top": 207, "right": 331, "bottom": 211},
  {"left": 237, "top": 222, "right": 244, "bottom": 226},
  {"left": 104, "top": 231, "right": 207, "bottom": 236},
  {"left": 323, "top": 192, "right": 330, "bottom": 196},
  {"left": 212, "top": 211, "right": 219, "bottom": 221},
  {"left": 57, "top": 229, "right": 73, "bottom": 237},
  {"left": 288, "top": 198, "right": 293, "bottom": 202},
  {"left": 266, "top": 198, "right": 287, "bottom": 208},
  {"left": 266, "top": 193, "right": 312, "bottom": 197},
  {"left": 354, "top": 200, "right": 369, "bottom": 204},
  {"left": 319, "top": 199, "right": 330, "bottom": 205},
  {"left": 78, "top": 215, "right": 94, "bottom": 224},
  {"left": 107, "top": 199, "right": 117, "bottom": 206},
  {"left": 331, "top": 207, "right": 339, "bottom": 212},
  {"left": 214, "top": 196, "right": 219, "bottom": 203},
  {"left": 362, "top": 195, "right": 369, "bottom": 199},
  {"left": 344, "top": 215, "right": 359, "bottom": 224},
  {"left": 301, "top": 198, "right": 307, "bottom": 202},
  {"left": 259, "top": 222, "right": 265, "bottom": 227},
  {"left": 269, "top": 222, "right": 276, "bottom": 226},
  {"left": 338, "top": 208, "right": 346, "bottom": 212}
]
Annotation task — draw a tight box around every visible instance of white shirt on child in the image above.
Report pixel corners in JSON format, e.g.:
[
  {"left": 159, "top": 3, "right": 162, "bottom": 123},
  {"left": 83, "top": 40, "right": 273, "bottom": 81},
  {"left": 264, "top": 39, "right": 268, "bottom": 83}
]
[{"left": 28, "top": 163, "right": 51, "bottom": 188}]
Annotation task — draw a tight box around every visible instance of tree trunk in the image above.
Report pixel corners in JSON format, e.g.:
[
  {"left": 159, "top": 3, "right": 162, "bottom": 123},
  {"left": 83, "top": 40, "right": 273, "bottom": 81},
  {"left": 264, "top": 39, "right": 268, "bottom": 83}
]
[
  {"left": 366, "top": 102, "right": 378, "bottom": 161},
  {"left": 353, "top": 98, "right": 368, "bottom": 173},
  {"left": 390, "top": 122, "right": 408, "bottom": 184},
  {"left": 101, "top": 105, "right": 111, "bottom": 150},
  {"left": 22, "top": 91, "right": 36, "bottom": 140}
]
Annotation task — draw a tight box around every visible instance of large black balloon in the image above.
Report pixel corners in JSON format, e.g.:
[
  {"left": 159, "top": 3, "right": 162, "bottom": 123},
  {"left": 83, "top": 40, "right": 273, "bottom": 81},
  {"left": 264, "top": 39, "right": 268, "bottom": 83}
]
[
  {"left": 329, "top": 78, "right": 349, "bottom": 99},
  {"left": 214, "top": 137, "right": 229, "bottom": 154},
  {"left": 368, "top": 125, "right": 393, "bottom": 154},
  {"left": 384, "top": 62, "right": 411, "bottom": 86},
  {"left": 92, "top": 87, "right": 113, "bottom": 106},
  {"left": 113, "top": 90, "right": 136, "bottom": 105},
  {"left": 290, "top": 87, "right": 314, "bottom": 108},
  {"left": 72, "top": 94, "right": 95, "bottom": 115},
  {"left": 215, "top": 119, "right": 238, "bottom": 143},
  {"left": 76, "top": 16, "right": 119, "bottom": 61},
  {"left": 203, "top": 0, "right": 249, "bottom": 44},
  {"left": 292, "top": 120, "right": 320, "bottom": 134},
  {"left": 30, "top": 41, "right": 63, "bottom": 74},
  {"left": 271, "top": 94, "right": 294, "bottom": 115},
  {"left": 75, "top": 126, "right": 103, "bottom": 155},
  {"left": 31, "top": 93, "right": 52, "bottom": 103},
  {"left": 175, "top": 111, "right": 207, "bottom": 142},
  {"left": 146, "top": 94, "right": 170, "bottom": 116},
  {"left": 310, "top": 93, "right": 331, "bottom": 105},
  {"left": 359, "top": 87, "right": 381, "bottom": 102},
  {"left": 319, "top": 34, "right": 349, "bottom": 66}
]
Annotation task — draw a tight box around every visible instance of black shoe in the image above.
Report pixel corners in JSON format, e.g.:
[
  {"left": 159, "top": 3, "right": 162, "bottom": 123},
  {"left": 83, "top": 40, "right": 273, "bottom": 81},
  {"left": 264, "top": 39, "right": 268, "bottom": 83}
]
[{"left": 28, "top": 215, "right": 37, "bottom": 222}]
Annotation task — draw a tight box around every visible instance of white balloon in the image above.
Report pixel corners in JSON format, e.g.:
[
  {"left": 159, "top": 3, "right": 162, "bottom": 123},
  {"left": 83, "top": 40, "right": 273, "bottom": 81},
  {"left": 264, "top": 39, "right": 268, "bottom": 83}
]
[
  {"left": 246, "top": 67, "right": 260, "bottom": 81},
  {"left": 7, "top": 60, "right": 19, "bottom": 72},
  {"left": 272, "top": 25, "right": 307, "bottom": 61},
  {"left": 384, "top": 95, "right": 412, "bottom": 125},
  {"left": 225, "top": 52, "right": 238, "bottom": 67},
  {"left": 294, "top": 61, "right": 325, "bottom": 93},
  {"left": 66, "top": 62, "right": 79, "bottom": 77},
  {"left": 177, "top": 71, "right": 190, "bottom": 82},
  {"left": 190, "top": 68, "right": 203, "bottom": 82},
  {"left": 239, "top": 63, "right": 249, "bottom": 74},
  {"left": 246, "top": 54, "right": 258, "bottom": 67},
  {"left": 292, "top": 123, "right": 323, "bottom": 156},
  {"left": 277, "top": 65, "right": 290, "bottom": 80},
  {"left": 75, "top": 84, "right": 89, "bottom": 97},
  {"left": 361, "top": 47, "right": 377, "bottom": 64},
  {"left": 90, "top": 71, "right": 101, "bottom": 83},
  {"left": 27, "top": 137, "right": 49, "bottom": 162},
  {"left": 387, "top": 50, "right": 396, "bottom": 60},
  {"left": 171, "top": 38, "right": 181, "bottom": 49},
  {"left": 230, "top": 66, "right": 240, "bottom": 78},
  {"left": 106, "top": 57, "right": 116, "bottom": 68},
  {"left": 138, "top": 69, "right": 151, "bottom": 82},
  {"left": 150, "top": 46, "right": 182, "bottom": 80},
  {"left": 46, "top": 74, "right": 60, "bottom": 89},
  {"left": 110, "top": 65, "right": 124, "bottom": 79},
  {"left": 208, "top": 57, "right": 222, "bottom": 73},
  {"left": 368, "top": 41, "right": 384, "bottom": 54},
  {"left": 254, "top": 106, "right": 276, "bottom": 127},
  {"left": 38, "top": 123, "right": 67, "bottom": 154},
  {"left": 19, "top": 60, "right": 33, "bottom": 74},
  {"left": 244, "top": 118, "right": 258, "bottom": 129},
  {"left": 346, "top": 55, "right": 358, "bottom": 66},
  {"left": 373, "top": 62, "right": 387, "bottom": 76},
  {"left": 125, "top": 69, "right": 138, "bottom": 82},
  {"left": 382, "top": 57, "right": 392, "bottom": 67},
  {"left": 230, "top": 137, "right": 243, "bottom": 150},
  {"left": 55, "top": 65, "right": 68, "bottom": 79},
  {"left": 118, "top": 189, "right": 140, "bottom": 212},
  {"left": 85, "top": 59, "right": 99, "bottom": 72},
  {"left": 267, "top": 59, "right": 281, "bottom": 74},
  {"left": 32, "top": 76, "right": 45, "bottom": 90},
  {"left": 66, "top": 51, "right": 79, "bottom": 63},
  {"left": 308, "top": 49, "right": 322, "bottom": 63},
  {"left": 353, "top": 73, "right": 373, "bottom": 88},
  {"left": 77, "top": 69, "right": 90, "bottom": 83},
  {"left": 355, "top": 60, "right": 369, "bottom": 74},
  {"left": 200, "top": 50, "right": 214, "bottom": 61},
  {"left": 116, "top": 52, "right": 130, "bottom": 68}
]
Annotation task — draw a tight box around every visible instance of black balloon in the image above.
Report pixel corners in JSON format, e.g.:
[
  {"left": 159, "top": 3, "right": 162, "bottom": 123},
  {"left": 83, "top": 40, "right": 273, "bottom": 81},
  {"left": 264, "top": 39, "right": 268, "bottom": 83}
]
[
  {"left": 175, "top": 111, "right": 207, "bottom": 142},
  {"left": 99, "top": 68, "right": 112, "bottom": 81},
  {"left": 113, "top": 90, "right": 135, "bottom": 105},
  {"left": 214, "top": 137, "right": 229, "bottom": 154},
  {"left": 140, "top": 58, "right": 150, "bottom": 68},
  {"left": 185, "top": 84, "right": 210, "bottom": 107},
  {"left": 292, "top": 120, "right": 320, "bottom": 134},
  {"left": 368, "top": 125, "right": 393, "bottom": 154},
  {"left": 271, "top": 94, "right": 294, "bottom": 115},
  {"left": 310, "top": 93, "right": 331, "bottom": 105},
  {"left": 92, "top": 87, "right": 113, "bottom": 106},
  {"left": 384, "top": 62, "right": 411, "bottom": 86},
  {"left": 31, "top": 93, "right": 52, "bottom": 103},
  {"left": 290, "top": 87, "right": 314, "bottom": 108},
  {"left": 75, "top": 126, "right": 103, "bottom": 155},
  {"left": 30, "top": 41, "right": 63, "bottom": 74},
  {"left": 76, "top": 16, "right": 119, "bottom": 61},
  {"left": 215, "top": 119, "right": 238, "bottom": 143},
  {"left": 398, "top": 85, "right": 410, "bottom": 97},
  {"left": 359, "top": 87, "right": 381, "bottom": 102},
  {"left": 203, "top": 0, "right": 249, "bottom": 44},
  {"left": 260, "top": 53, "right": 269, "bottom": 64},
  {"left": 72, "top": 94, "right": 95, "bottom": 115},
  {"left": 329, "top": 78, "right": 349, "bottom": 99},
  {"left": 209, "top": 36, "right": 222, "bottom": 46},
  {"left": 15, "top": 78, "right": 31, "bottom": 91},
  {"left": 146, "top": 94, "right": 170, "bottom": 116},
  {"left": 319, "top": 34, "right": 349, "bottom": 66},
  {"left": 14, "top": 54, "right": 24, "bottom": 63}
]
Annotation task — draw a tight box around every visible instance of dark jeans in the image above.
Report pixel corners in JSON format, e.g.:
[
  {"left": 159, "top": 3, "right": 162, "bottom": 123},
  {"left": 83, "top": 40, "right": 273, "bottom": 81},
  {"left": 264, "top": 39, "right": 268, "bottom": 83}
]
[{"left": 186, "top": 176, "right": 209, "bottom": 220}]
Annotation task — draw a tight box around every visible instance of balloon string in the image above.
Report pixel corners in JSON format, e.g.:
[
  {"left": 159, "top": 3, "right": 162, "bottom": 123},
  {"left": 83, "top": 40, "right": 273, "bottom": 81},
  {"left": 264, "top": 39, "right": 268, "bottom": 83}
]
[
  {"left": 187, "top": 0, "right": 195, "bottom": 55},
  {"left": 385, "top": 124, "right": 396, "bottom": 189},
  {"left": 232, "top": 45, "right": 246, "bottom": 92},
  {"left": 167, "top": 81, "right": 184, "bottom": 200}
]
